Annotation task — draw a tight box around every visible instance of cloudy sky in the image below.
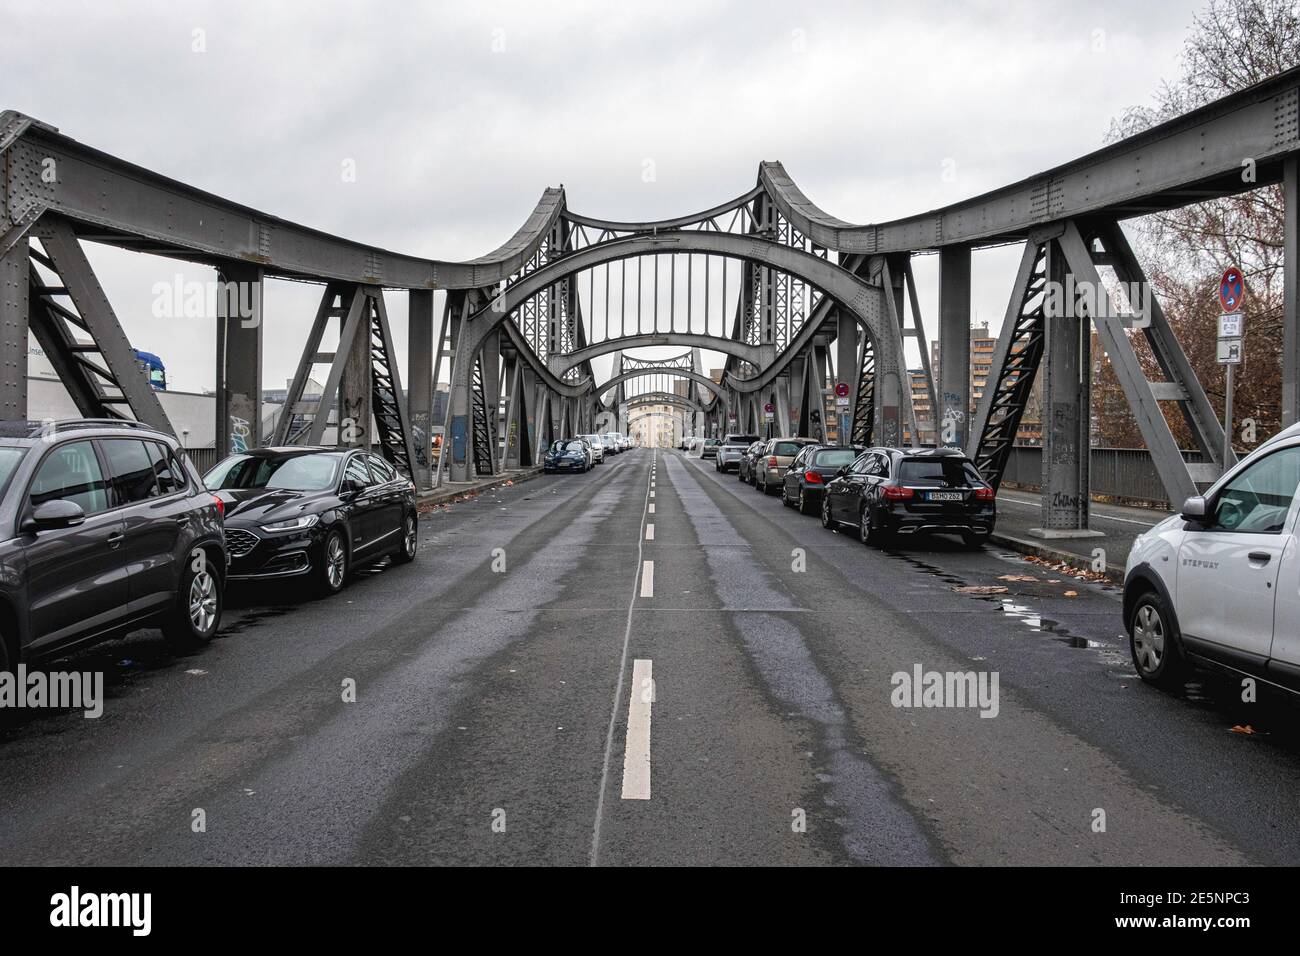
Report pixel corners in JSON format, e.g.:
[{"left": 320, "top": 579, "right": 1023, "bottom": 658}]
[{"left": 1, "top": 0, "right": 1206, "bottom": 398}]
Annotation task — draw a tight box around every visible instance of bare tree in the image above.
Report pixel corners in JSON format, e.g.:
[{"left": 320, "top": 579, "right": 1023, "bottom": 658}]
[{"left": 1094, "top": 0, "right": 1300, "bottom": 449}]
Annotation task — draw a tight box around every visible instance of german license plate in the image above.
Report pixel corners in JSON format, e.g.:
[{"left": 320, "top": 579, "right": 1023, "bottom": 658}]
[{"left": 927, "top": 491, "right": 963, "bottom": 502}]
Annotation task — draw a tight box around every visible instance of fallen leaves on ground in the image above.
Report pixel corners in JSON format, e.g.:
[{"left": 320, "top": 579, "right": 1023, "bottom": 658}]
[
  {"left": 952, "top": 585, "right": 1009, "bottom": 594},
  {"left": 1063, "top": 590, "right": 1078, "bottom": 597},
  {"left": 1230, "top": 724, "right": 1266, "bottom": 735},
  {"left": 997, "top": 574, "right": 1038, "bottom": 582},
  {"left": 1023, "top": 554, "right": 1112, "bottom": 584}
]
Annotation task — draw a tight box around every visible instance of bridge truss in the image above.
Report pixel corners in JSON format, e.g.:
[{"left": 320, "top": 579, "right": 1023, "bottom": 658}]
[{"left": 4, "top": 66, "right": 1300, "bottom": 533}]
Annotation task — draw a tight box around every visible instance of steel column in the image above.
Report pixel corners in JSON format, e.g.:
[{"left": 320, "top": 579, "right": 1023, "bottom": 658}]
[
  {"left": 938, "top": 245, "right": 971, "bottom": 449},
  {"left": 408, "top": 289, "right": 434, "bottom": 488},
  {"left": 214, "top": 263, "right": 264, "bottom": 458},
  {"left": 1033, "top": 238, "right": 1098, "bottom": 537},
  {"left": 0, "top": 239, "right": 27, "bottom": 419}
]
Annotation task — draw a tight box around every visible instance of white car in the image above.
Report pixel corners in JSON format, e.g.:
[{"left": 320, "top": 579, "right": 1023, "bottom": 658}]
[
  {"left": 578, "top": 434, "right": 605, "bottom": 464},
  {"left": 1124, "top": 422, "right": 1300, "bottom": 692}
]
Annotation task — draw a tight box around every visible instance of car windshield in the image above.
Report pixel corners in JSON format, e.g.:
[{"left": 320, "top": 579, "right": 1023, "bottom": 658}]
[
  {"left": 813, "top": 449, "right": 858, "bottom": 468},
  {"left": 0, "top": 446, "right": 27, "bottom": 499},
  {"left": 551, "top": 440, "right": 586, "bottom": 453},
  {"left": 898, "top": 457, "right": 983, "bottom": 488},
  {"left": 205, "top": 453, "right": 342, "bottom": 491},
  {"left": 725, "top": 436, "right": 758, "bottom": 446},
  {"left": 772, "top": 441, "right": 804, "bottom": 456}
]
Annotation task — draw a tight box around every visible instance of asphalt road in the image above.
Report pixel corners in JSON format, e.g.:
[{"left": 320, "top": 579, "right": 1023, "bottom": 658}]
[{"left": 2, "top": 447, "right": 1298, "bottom": 866}]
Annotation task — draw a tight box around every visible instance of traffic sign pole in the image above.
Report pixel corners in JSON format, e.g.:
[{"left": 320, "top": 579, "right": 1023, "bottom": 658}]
[
  {"left": 1224, "top": 362, "right": 1234, "bottom": 473},
  {"left": 1217, "top": 268, "right": 1247, "bottom": 475}
]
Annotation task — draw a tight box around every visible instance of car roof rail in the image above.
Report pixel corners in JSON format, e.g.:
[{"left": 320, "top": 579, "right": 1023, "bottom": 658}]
[{"left": 3, "top": 418, "right": 161, "bottom": 438}]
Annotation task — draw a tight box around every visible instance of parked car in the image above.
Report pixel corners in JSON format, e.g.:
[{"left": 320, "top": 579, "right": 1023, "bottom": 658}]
[
  {"left": 0, "top": 419, "right": 227, "bottom": 670},
  {"left": 205, "top": 447, "right": 417, "bottom": 597},
  {"left": 716, "top": 434, "right": 759, "bottom": 473},
  {"left": 544, "top": 438, "right": 591, "bottom": 473},
  {"left": 701, "top": 438, "right": 722, "bottom": 460},
  {"left": 578, "top": 434, "right": 605, "bottom": 464},
  {"left": 781, "top": 445, "right": 863, "bottom": 515},
  {"left": 820, "top": 446, "right": 995, "bottom": 547},
  {"left": 1124, "top": 421, "right": 1300, "bottom": 692},
  {"left": 604, "top": 432, "right": 626, "bottom": 454},
  {"left": 737, "top": 441, "right": 767, "bottom": 485},
  {"left": 755, "top": 437, "right": 818, "bottom": 495}
]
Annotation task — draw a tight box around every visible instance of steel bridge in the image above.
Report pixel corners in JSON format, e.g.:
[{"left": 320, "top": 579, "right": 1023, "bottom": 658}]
[{"left": 4, "top": 66, "right": 1300, "bottom": 533}]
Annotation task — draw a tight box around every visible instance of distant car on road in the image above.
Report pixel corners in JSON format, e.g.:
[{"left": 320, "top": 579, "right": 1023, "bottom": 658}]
[
  {"left": 820, "top": 446, "right": 995, "bottom": 548},
  {"left": 0, "top": 419, "right": 226, "bottom": 670},
  {"left": 737, "top": 441, "right": 766, "bottom": 485},
  {"left": 781, "top": 444, "right": 863, "bottom": 515},
  {"left": 716, "top": 434, "right": 760, "bottom": 472},
  {"left": 755, "top": 437, "right": 818, "bottom": 495},
  {"left": 1124, "top": 421, "right": 1300, "bottom": 693},
  {"left": 544, "top": 438, "right": 591, "bottom": 473},
  {"left": 700, "top": 438, "right": 721, "bottom": 459},
  {"left": 205, "top": 447, "right": 417, "bottom": 597}
]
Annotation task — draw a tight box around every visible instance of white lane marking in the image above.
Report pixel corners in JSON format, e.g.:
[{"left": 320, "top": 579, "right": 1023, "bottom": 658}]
[
  {"left": 648, "top": 503, "right": 655, "bottom": 514},
  {"left": 620, "top": 659, "right": 653, "bottom": 800},
  {"left": 995, "top": 494, "right": 1159, "bottom": 528},
  {"left": 650, "top": 490, "right": 655, "bottom": 498},
  {"left": 591, "top": 453, "right": 656, "bottom": 864},
  {"left": 640, "top": 560, "right": 654, "bottom": 596},
  {"left": 645, "top": 524, "right": 654, "bottom": 540}
]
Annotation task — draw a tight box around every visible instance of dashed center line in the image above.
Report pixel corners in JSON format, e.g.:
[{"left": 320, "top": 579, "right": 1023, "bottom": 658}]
[
  {"left": 648, "top": 503, "right": 655, "bottom": 514},
  {"left": 645, "top": 523, "right": 654, "bottom": 540},
  {"left": 620, "top": 658, "right": 653, "bottom": 800},
  {"left": 640, "top": 560, "right": 654, "bottom": 597}
]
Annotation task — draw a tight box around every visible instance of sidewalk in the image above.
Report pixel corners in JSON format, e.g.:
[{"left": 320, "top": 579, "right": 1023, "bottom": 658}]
[
  {"left": 990, "top": 489, "right": 1169, "bottom": 582},
  {"left": 416, "top": 466, "right": 544, "bottom": 510}
]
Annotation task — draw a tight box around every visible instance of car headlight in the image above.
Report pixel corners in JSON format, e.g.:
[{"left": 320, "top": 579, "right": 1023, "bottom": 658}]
[{"left": 260, "top": 514, "right": 320, "bottom": 532}]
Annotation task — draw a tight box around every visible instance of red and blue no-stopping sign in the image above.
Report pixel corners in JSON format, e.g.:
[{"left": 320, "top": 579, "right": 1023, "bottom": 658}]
[{"left": 1220, "top": 268, "right": 1245, "bottom": 312}]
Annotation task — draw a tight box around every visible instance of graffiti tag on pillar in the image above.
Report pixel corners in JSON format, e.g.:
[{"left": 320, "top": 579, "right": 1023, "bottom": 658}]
[
  {"left": 507, "top": 422, "right": 518, "bottom": 449},
  {"left": 229, "top": 416, "right": 251, "bottom": 454}
]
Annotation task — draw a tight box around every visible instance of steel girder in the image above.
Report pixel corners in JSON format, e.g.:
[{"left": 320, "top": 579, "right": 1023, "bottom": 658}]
[{"left": 31, "top": 218, "right": 173, "bottom": 434}]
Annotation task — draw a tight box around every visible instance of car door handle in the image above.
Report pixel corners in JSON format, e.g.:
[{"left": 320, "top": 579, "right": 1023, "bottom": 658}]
[
  {"left": 106, "top": 531, "right": 124, "bottom": 549},
  {"left": 1248, "top": 551, "right": 1271, "bottom": 564},
  {"left": 174, "top": 515, "right": 190, "bottom": 525}
]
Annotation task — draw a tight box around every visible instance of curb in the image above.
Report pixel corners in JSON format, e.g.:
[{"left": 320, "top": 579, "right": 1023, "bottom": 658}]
[
  {"left": 988, "top": 531, "right": 1125, "bottom": 584},
  {"left": 417, "top": 467, "right": 544, "bottom": 509}
]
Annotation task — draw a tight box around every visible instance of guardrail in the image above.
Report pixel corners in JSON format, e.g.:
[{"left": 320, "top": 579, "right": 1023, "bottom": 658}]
[
  {"left": 999, "top": 446, "right": 1209, "bottom": 510},
  {"left": 183, "top": 447, "right": 219, "bottom": 474}
]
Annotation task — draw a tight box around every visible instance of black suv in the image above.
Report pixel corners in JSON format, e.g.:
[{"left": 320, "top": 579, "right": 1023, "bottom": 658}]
[
  {"left": 204, "top": 447, "right": 418, "bottom": 596},
  {"left": 821, "top": 446, "right": 996, "bottom": 547},
  {"left": 0, "top": 420, "right": 226, "bottom": 671}
]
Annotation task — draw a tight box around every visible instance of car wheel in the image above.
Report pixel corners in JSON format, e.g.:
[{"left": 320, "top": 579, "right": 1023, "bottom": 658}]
[
  {"left": 1129, "top": 590, "right": 1187, "bottom": 689},
  {"left": 393, "top": 512, "right": 418, "bottom": 564},
  {"left": 163, "top": 553, "right": 223, "bottom": 651},
  {"left": 798, "top": 489, "right": 815, "bottom": 516},
  {"left": 820, "top": 495, "right": 835, "bottom": 529},
  {"left": 315, "top": 529, "right": 350, "bottom": 597},
  {"left": 858, "top": 505, "right": 874, "bottom": 545},
  {"left": 961, "top": 531, "right": 986, "bottom": 550}
]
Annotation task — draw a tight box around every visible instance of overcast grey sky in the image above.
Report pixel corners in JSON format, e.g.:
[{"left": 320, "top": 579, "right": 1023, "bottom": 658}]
[{"left": 1, "top": 0, "right": 1205, "bottom": 394}]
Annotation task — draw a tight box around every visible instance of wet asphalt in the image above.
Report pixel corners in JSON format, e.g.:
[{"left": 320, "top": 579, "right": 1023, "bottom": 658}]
[{"left": 1, "top": 447, "right": 1297, "bottom": 866}]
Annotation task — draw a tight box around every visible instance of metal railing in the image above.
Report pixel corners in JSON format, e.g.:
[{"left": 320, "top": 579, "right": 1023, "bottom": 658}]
[
  {"left": 182, "top": 447, "right": 219, "bottom": 474},
  {"left": 999, "top": 446, "right": 1208, "bottom": 510}
]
